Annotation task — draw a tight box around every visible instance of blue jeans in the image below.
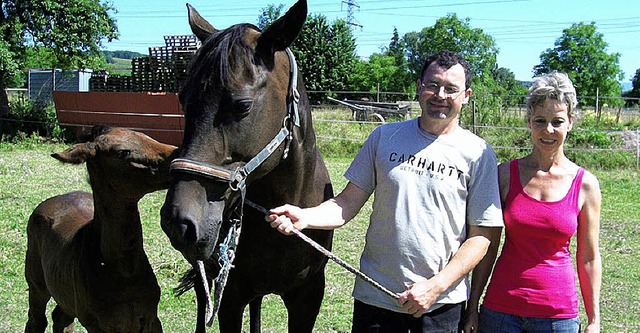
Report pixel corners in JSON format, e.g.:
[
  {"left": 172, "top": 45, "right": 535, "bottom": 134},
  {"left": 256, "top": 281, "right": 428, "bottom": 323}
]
[
  {"left": 351, "top": 299, "right": 464, "bottom": 333},
  {"left": 478, "top": 306, "right": 581, "bottom": 333}
]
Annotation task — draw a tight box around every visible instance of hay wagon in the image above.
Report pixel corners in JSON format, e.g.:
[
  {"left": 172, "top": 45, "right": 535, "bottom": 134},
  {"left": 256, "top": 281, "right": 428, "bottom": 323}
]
[{"left": 326, "top": 96, "right": 411, "bottom": 122}]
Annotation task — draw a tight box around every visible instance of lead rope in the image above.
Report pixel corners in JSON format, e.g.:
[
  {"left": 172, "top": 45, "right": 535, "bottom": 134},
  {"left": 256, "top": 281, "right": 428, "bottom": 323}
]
[{"left": 244, "top": 199, "right": 400, "bottom": 300}]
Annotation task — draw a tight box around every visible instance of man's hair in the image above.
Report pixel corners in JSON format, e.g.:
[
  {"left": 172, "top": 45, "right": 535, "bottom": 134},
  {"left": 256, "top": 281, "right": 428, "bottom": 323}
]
[
  {"left": 526, "top": 71, "right": 578, "bottom": 120},
  {"left": 419, "top": 50, "right": 473, "bottom": 90}
]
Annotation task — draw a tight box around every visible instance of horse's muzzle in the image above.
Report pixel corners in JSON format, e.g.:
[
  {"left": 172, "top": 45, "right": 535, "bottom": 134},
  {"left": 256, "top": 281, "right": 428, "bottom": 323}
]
[{"left": 160, "top": 182, "right": 223, "bottom": 262}]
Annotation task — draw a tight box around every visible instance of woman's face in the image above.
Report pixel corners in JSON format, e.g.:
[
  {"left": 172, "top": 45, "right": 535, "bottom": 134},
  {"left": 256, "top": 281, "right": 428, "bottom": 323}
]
[{"left": 528, "top": 99, "right": 573, "bottom": 152}]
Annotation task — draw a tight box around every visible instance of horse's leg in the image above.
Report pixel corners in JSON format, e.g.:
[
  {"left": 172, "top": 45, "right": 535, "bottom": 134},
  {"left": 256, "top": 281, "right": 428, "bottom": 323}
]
[
  {"left": 25, "top": 250, "right": 50, "bottom": 333},
  {"left": 24, "top": 287, "right": 49, "bottom": 333},
  {"left": 51, "top": 305, "right": 75, "bottom": 333},
  {"left": 280, "top": 272, "right": 326, "bottom": 333},
  {"left": 249, "top": 296, "right": 263, "bottom": 333},
  {"left": 217, "top": 285, "right": 254, "bottom": 333}
]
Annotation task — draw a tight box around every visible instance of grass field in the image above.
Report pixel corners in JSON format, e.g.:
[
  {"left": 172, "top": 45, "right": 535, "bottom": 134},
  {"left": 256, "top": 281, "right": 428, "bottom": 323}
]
[{"left": 0, "top": 141, "right": 638, "bottom": 332}]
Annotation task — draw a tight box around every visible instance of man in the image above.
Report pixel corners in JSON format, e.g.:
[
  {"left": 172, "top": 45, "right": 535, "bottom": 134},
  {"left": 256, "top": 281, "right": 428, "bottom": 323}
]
[{"left": 266, "top": 50, "right": 503, "bottom": 332}]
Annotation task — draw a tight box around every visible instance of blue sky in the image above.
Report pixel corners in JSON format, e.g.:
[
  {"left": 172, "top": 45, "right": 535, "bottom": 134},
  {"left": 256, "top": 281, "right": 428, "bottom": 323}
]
[{"left": 105, "top": 0, "right": 640, "bottom": 83}]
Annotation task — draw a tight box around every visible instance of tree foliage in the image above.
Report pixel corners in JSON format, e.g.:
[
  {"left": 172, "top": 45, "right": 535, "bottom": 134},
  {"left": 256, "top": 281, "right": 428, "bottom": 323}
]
[
  {"left": 351, "top": 54, "right": 403, "bottom": 93},
  {"left": 350, "top": 29, "right": 413, "bottom": 95},
  {"left": 256, "top": 3, "right": 285, "bottom": 30},
  {"left": 292, "top": 15, "right": 358, "bottom": 95},
  {"left": 626, "top": 68, "right": 640, "bottom": 100},
  {"left": 256, "top": 7, "right": 358, "bottom": 99},
  {"left": 0, "top": 0, "right": 118, "bottom": 115},
  {"left": 403, "top": 14, "right": 499, "bottom": 82},
  {"left": 533, "top": 22, "right": 624, "bottom": 106},
  {"left": 102, "top": 50, "right": 145, "bottom": 63}
]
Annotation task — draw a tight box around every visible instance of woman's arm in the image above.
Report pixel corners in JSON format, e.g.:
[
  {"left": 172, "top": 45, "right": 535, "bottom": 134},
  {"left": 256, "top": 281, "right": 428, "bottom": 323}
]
[
  {"left": 577, "top": 170, "right": 602, "bottom": 333},
  {"left": 463, "top": 161, "right": 509, "bottom": 332}
]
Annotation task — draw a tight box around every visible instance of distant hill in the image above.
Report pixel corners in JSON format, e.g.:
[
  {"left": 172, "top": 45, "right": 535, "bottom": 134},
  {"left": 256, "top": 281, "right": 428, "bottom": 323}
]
[{"left": 102, "top": 50, "right": 146, "bottom": 64}]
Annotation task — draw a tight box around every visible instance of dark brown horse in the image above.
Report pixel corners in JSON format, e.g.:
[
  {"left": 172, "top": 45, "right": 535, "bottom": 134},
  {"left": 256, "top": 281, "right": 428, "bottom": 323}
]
[
  {"left": 160, "top": 1, "right": 334, "bottom": 332},
  {"left": 25, "top": 126, "right": 177, "bottom": 332}
]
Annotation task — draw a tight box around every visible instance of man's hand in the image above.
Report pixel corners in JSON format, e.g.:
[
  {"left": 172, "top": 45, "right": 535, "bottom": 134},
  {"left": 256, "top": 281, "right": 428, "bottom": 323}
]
[
  {"left": 265, "top": 204, "right": 307, "bottom": 235},
  {"left": 397, "top": 279, "right": 443, "bottom": 318}
]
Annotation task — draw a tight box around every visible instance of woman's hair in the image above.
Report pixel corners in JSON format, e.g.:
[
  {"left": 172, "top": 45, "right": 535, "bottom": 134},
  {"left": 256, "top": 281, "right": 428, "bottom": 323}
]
[{"left": 526, "top": 71, "right": 578, "bottom": 119}]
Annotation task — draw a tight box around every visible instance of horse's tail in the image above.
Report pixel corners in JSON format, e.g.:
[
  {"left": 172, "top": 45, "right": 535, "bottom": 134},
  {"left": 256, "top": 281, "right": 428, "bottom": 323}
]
[{"left": 174, "top": 267, "right": 197, "bottom": 296}]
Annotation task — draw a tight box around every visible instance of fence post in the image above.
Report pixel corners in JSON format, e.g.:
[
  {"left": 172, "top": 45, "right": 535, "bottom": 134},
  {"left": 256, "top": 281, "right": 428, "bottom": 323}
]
[{"left": 637, "top": 127, "right": 639, "bottom": 170}]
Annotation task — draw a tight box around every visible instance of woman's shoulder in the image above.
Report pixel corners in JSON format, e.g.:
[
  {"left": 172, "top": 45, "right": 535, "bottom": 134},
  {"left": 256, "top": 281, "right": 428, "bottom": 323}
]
[
  {"left": 579, "top": 168, "right": 601, "bottom": 196},
  {"left": 497, "top": 160, "right": 515, "bottom": 200}
]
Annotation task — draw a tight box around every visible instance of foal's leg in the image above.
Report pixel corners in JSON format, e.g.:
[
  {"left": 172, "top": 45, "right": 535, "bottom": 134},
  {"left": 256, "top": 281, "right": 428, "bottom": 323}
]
[
  {"left": 25, "top": 249, "right": 50, "bottom": 333},
  {"left": 51, "top": 305, "right": 75, "bottom": 333},
  {"left": 281, "top": 272, "right": 326, "bottom": 333}
]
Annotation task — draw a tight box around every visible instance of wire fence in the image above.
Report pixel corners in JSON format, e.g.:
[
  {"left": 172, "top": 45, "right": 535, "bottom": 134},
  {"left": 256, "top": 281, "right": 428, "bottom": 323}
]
[{"left": 2, "top": 89, "right": 639, "bottom": 169}]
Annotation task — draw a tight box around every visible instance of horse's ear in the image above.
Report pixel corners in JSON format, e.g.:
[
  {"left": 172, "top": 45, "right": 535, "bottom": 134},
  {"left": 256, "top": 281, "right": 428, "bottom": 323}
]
[
  {"left": 187, "top": 3, "right": 217, "bottom": 42},
  {"left": 256, "top": 0, "right": 307, "bottom": 56},
  {"left": 51, "top": 143, "right": 96, "bottom": 165}
]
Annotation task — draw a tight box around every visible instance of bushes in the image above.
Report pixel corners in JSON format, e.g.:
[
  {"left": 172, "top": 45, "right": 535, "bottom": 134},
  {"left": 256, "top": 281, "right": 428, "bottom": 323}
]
[{"left": 1, "top": 98, "right": 65, "bottom": 142}]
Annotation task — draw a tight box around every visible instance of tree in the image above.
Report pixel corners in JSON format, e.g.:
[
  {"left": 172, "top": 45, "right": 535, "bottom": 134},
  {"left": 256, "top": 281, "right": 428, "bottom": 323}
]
[
  {"left": 628, "top": 68, "right": 640, "bottom": 98},
  {"left": 403, "top": 14, "right": 499, "bottom": 83},
  {"left": 386, "top": 28, "right": 406, "bottom": 70},
  {"left": 533, "top": 22, "right": 624, "bottom": 107},
  {"left": 491, "top": 66, "right": 528, "bottom": 107},
  {"left": 0, "top": 0, "right": 118, "bottom": 116},
  {"left": 351, "top": 54, "right": 400, "bottom": 92},
  {"left": 256, "top": 7, "right": 358, "bottom": 98},
  {"left": 290, "top": 14, "right": 358, "bottom": 96},
  {"left": 323, "top": 19, "right": 357, "bottom": 92},
  {"left": 383, "top": 27, "right": 412, "bottom": 93},
  {"left": 256, "top": 3, "right": 285, "bottom": 30}
]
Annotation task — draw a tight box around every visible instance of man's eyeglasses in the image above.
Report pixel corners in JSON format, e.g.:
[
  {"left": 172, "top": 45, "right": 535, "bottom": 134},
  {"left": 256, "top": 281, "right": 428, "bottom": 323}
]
[{"left": 420, "top": 82, "right": 465, "bottom": 99}]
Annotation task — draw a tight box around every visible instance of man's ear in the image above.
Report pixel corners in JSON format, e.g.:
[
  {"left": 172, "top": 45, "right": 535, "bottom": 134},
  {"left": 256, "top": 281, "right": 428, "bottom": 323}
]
[{"left": 462, "top": 89, "right": 472, "bottom": 104}]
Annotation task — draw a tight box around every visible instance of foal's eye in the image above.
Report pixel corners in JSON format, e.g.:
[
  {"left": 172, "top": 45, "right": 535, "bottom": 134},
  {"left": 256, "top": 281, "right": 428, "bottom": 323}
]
[
  {"left": 235, "top": 99, "right": 253, "bottom": 114},
  {"left": 115, "top": 150, "right": 131, "bottom": 159}
]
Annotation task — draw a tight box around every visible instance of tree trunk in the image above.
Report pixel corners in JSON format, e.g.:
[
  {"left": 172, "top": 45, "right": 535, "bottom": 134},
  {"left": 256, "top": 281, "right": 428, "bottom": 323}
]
[
  {"left": 0, "top": 75, "right": 8, "bottom": 118},
  {"left": 0, "top": 77, "right": 8, "bottom": 141}
]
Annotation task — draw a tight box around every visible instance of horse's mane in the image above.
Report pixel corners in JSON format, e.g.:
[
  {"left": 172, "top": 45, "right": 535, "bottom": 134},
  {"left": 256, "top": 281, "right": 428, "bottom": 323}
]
[{"left": 180, "top": 23, "right": 260, "bottom": 98}]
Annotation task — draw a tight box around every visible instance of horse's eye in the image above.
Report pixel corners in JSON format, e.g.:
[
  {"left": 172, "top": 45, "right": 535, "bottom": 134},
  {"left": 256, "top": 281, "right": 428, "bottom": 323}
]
[
  {"left": 235, "top": 99, "right": 253, "bottom": 114},
  {"left": 115, "top": 150, "right": 131, "bottom": 159}
]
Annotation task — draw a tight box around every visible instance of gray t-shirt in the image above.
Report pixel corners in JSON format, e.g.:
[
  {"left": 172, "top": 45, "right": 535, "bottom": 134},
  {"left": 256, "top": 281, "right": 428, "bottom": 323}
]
[{"left": 345, "top": 118, "right": 503, "bottom": 313}]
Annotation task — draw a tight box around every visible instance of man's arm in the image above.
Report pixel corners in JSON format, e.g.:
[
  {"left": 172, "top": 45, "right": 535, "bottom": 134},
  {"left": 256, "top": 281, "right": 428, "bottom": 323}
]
[
  {"left": 266, "top": 182, "right": 370, "bottom": 234},
  {"left": 398, "top": 225, "right": 502, "bottom": 318}
]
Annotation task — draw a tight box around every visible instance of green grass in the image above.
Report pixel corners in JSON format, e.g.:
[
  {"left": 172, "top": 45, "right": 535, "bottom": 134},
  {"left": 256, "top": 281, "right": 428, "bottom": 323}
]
[
  {"left": 104, "top": 57, "right": 133, "bottom": 76},
  {"left": 0, "top": 143, "right": 638, "bottom": 332}
]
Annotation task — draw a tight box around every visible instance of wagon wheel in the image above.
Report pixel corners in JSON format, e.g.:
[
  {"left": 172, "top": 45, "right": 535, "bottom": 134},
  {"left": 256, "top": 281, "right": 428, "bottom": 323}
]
[{"left": 368, "top": 113, "right": 385, "bottom": 123}]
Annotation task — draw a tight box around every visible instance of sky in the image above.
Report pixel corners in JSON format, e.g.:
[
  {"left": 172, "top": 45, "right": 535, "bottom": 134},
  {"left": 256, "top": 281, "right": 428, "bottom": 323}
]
[{"left": 104, "top": 0, "right": 640, "bottom": 84}]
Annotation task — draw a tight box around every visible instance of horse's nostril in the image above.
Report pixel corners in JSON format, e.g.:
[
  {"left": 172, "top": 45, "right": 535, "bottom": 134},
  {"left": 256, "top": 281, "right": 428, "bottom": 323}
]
[{"left": 178, "top": 218, "right": 198, "bottom": 244}]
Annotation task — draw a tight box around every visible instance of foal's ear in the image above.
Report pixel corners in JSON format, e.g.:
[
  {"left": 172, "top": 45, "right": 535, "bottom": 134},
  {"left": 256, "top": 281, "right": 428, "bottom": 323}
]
[
  {"left": 187, "top": 3, "right": 217, "bottom": 42},
  {"left": 256, "top": 0, "right": 307, "bottom": 57},
  {"left": 51, "top": 143, "right": 97, "bottom": 165}
]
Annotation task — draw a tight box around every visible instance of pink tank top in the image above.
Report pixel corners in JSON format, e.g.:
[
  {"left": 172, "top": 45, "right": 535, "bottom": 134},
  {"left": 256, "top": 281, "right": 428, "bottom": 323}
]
[{"left": 482, "top": 159, "right": 583, "bottom": 318}]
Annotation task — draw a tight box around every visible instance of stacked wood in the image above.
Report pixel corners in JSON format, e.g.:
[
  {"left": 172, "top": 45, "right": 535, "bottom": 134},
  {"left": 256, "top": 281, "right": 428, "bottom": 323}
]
[{"left": 94, "top": 35, "right": 200, "bottom": 93}]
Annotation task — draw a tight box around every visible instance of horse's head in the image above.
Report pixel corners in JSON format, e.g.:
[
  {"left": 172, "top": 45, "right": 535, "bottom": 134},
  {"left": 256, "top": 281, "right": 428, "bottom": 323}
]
[
  {"left": 52, "top": 125, "right": 178, "bottom": 202},
  {"left": 160, "top": 0, "right": 308, "bottom": 262}
]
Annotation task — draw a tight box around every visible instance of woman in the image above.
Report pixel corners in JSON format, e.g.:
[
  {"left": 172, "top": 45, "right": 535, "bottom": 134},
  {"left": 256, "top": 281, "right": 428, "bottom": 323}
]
[{"left": 464, "top": 71, "right": 602, "bottom": 333}]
